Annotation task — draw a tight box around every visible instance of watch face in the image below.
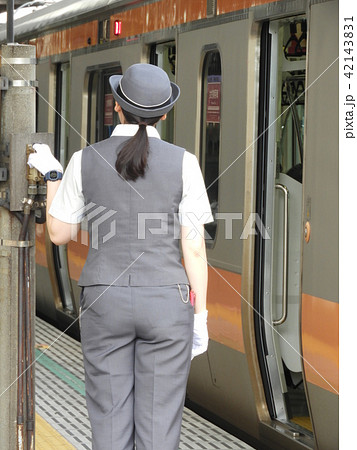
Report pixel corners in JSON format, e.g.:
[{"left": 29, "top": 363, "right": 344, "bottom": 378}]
[{"left": 45, "top": 170, "right": 62, "bottom": 181}]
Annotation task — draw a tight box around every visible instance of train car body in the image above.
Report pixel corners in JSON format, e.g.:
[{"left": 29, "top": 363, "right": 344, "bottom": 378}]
[{"left": 0, "top": 0, "right": 339, "bottom": 448}]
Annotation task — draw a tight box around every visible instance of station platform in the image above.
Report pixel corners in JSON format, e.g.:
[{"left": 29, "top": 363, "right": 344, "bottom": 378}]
[{"left": 34, "top": 317, "right": 255, "bottom": 449}]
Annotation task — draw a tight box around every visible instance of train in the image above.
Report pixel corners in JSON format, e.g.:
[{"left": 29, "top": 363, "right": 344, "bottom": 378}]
[{"left": 0, "top": 0, "right": 338, "bottom": 448}]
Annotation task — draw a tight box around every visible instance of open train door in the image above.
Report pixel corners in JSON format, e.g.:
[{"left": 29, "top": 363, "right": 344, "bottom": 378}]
[
  {"left": 253, "top": 15, "right": 313, "bottom": 446},
  {"left": 249, "top": 3, "right": 338, "bottom": 449}
]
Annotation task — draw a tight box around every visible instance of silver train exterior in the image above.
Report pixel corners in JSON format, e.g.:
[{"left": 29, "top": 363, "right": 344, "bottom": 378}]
[{"left": 0, "top": 0, "right": 338, "bottom": 448}]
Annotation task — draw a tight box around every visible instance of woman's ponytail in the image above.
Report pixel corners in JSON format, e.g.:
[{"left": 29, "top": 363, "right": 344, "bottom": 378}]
[{"left": 115, "top": 110, "right": 162, "bottom": 181}]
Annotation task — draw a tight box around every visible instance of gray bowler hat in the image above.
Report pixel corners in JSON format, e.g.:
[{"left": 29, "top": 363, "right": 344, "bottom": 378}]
[{"left": 109, "top": 63, "right": 180, "bottom": 118}]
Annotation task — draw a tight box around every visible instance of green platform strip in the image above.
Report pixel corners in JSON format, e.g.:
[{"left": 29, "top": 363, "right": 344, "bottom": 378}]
[{"left": 35, "top": 348, "right": 86, "bottom": 397}]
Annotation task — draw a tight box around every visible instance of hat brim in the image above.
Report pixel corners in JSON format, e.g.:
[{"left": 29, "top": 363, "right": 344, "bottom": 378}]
[{"left": 109, "top": 75, "right": 180, "bottom": 119}]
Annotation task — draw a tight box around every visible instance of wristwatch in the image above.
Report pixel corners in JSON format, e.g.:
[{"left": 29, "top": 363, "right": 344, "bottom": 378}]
[{"left": 44, "top": 170, "right": 63, "bottom": 182}]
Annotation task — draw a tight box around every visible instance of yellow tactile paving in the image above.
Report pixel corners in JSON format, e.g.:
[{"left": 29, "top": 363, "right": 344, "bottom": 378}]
[{"left": 35, "top": 413, "right": 75, "bottom": 449}]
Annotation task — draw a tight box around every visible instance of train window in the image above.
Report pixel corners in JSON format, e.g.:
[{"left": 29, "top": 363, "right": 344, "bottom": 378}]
[
  {"left": 55, "top": 62, "right": 70, "bottom": 166},
  {"left": 150, "top": 42, "right": 176, "bottom": 143},
  {"left": 102, "top": 71, "right": 121, "bottom": 139},
  {"left": 277, "top": 19, "right": 306, "bottom": 183},
  {"left": 87, "top": 71, "right": 99, "bottom": 144},
  {"left": 200, "top": 50, "right": 221, "bottom": 244},
  {"left": 86, "top": 65, "right": 122, "bottom": 144}
]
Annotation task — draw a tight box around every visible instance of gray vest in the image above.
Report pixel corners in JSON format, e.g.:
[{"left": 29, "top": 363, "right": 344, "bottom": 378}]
[{"left": 78, "top": 135, "right": 189, "bottom": 287}]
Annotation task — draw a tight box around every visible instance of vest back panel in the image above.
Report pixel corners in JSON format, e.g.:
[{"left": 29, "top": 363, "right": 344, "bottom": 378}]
[{"left": 78, "top": 135, "right": 189, "bottom": 287}]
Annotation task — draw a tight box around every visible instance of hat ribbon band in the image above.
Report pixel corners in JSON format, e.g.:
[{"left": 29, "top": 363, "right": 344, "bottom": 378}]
[{"left": 119, "top": 78, "right": 172, "bottom": 109}]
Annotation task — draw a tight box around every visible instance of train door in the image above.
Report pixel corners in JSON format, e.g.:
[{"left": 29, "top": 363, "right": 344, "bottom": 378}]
[
  {"left": 150, "top": 41, "right": 176, "bottom": 143},
  {"left": 254, "top": 17, "right": 313, "bottom": 439},
  {"left": 53, "top": 62, "right": 77, "bottom": 318}
]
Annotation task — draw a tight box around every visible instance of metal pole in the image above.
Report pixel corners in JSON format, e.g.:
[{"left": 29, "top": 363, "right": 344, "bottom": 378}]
[
  {"left": 0, "top": 44, "right": 36, "bottom": 450},
  {"left": 7, "top": 0, "right": 15, "bottom": 44}
]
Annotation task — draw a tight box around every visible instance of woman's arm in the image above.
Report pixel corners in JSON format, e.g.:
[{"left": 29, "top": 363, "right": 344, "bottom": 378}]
[
  {"left": 181, "top": 223, "right": 209, "bottom": 359},
  {"left": 181, "top": 224, "right": 208, "bottom": 313},
  {"left": 46, "top": 180, "right": 80, "bottom": 245}
]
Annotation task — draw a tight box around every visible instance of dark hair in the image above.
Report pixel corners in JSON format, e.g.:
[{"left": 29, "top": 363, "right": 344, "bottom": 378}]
[{"left": 115, "top": 109, "right": 162, "bottom": 181}]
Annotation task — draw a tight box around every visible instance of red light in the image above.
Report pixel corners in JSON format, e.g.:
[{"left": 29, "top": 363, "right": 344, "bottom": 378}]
[{"left": 114, "top": 20, "right": 122, "bottom": 36}]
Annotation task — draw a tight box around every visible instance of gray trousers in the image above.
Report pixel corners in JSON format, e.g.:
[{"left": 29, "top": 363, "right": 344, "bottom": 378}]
[{"left": 80, "top": 284, "right": 194, "bottom": 450}]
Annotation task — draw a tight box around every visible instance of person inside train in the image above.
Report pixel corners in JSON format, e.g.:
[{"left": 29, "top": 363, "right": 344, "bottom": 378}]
[{"left": 28, "top": 63, "right": 213, "bottom": 450}]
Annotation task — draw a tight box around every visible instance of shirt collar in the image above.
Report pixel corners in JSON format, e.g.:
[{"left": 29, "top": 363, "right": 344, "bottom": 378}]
[{"left": 111, "top": 124, "right": 161, "bottom": 139}]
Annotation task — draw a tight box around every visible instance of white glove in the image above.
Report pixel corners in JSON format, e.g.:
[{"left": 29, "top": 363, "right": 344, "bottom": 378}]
[
  {"left": 191, "top": 310, "right": 209, "bottom": 360},
  {"left": 27, "top": 143, "right": 63, "bottom": 176}
]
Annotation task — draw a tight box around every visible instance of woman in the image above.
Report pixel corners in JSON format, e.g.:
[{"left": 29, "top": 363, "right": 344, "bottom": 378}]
[{"left": 28, "top": 63, "right": 212, "bottom": 450}]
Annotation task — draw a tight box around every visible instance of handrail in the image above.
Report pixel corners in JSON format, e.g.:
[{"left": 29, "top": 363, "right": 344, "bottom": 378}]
[{"left": 273, "top": 184, "right": 289, "bottom": 326}]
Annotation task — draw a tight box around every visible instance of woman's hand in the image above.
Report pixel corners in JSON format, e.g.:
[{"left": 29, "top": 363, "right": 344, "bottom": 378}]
[
  {"left": 27, "top": 143, "right": 63, "bottom": 175},
  {"left": 191, "top": 310, "right": 209, "bottom": 360}
]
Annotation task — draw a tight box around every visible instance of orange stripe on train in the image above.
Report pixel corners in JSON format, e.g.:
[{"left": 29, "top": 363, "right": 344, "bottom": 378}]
[
  {"left": 301, "top": 294, "right": 339, "bottom": 394},
  {"left": 217, "top": 0, "right": 277, "bottom": 15},
  {"left": 30, "top": 21, "right": 98, "bottom": 58},
  {"left": 35, "top": 223, "right": 47, "bottom": 267},
  {"left": 29, "top": 0, "right": 280, "bottom": 58},
  {"left": 207, "top": 267, "right": 244, "bottom": 353}
]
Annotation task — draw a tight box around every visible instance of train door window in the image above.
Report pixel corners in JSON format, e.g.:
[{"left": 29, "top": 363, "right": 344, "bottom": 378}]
[
  {"left": 86, "top": 65, "right": 122, "bottom": 144},
  {"left": 150, "top": 42, "right": 176, "bottom": 143},
  {"left": 55, "top": 62, "right": 70, "bottom": 166},
  {"left": 101, "top": 71, "right": 121, "bottom": 139},
  {"left": 200, "top": 50, "right": 221, "bottom": 244},
  {"left": 87, "top": 71, "right": 99, "bottom": 144},
  {"left": 255, "top": 17, "right": 312, "bottom": 435}
]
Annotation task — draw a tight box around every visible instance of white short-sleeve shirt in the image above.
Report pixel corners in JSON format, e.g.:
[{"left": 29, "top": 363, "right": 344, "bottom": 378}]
[{"left": 49, "top": 124, "right": 213, "bottom": 227}]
